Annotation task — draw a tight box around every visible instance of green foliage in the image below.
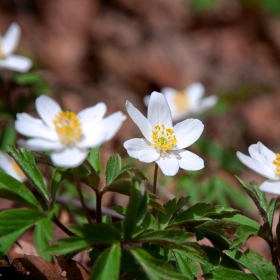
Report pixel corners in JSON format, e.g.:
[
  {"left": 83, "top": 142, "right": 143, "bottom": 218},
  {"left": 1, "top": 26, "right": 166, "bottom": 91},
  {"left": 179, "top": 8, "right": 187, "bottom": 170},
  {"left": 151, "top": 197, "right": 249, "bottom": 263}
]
[{"left": 0, "top": 121, "right": 16, "bottom": 151}]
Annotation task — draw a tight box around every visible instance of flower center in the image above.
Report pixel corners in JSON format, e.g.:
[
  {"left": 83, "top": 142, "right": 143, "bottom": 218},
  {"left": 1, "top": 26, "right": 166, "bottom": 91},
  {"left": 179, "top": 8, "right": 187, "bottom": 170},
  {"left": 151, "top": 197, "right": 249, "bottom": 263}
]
[
  {"left": 151, "top": 124, "right": 177, "bottom": 152},
  {"left": 53, "top": 110, "right": 82, "bottom": 143},
  {"left": 12, "top": 160, "right": 25, "bottom": 178},
  {"left": 173, "top": 90, "right": 189, "bottom": 112},
  {"left": 273, "top": 153, "right": 280, "bottom": 177}
]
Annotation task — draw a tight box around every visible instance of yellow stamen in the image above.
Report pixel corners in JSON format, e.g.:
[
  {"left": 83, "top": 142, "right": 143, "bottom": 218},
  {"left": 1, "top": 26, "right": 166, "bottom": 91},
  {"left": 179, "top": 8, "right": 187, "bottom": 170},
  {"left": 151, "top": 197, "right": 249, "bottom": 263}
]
[
  {"left": 12, "top": 160, "right": 25, "bottom": 178},
  {"left": 173, "top": 90, "right": 189, "bottom": 112},
  {"left": 151, "top": 124, "right": 177, "bottom": 152},
  {"left": 53, "top": 110, "right": 82, "bottom": 143},
  {"left": 273, "top": 153, "right": 280, "bottom": 177},
  {"left": 0, "top": 39, "right": 4, "bottom": 59}
]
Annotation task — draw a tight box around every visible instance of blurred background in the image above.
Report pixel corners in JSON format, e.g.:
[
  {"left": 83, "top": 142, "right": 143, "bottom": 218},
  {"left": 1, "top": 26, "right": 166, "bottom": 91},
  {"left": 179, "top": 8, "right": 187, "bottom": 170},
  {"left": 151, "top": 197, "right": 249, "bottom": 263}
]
[{"left": 1, "top": 0, "right": 280, "bottom": 264}]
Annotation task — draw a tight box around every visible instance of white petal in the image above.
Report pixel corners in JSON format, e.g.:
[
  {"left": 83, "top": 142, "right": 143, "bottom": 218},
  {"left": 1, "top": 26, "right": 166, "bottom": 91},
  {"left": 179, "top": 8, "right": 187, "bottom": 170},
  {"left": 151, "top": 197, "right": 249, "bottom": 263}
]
[
  {"left": 16, "top": 112, "right": 43, "bottom": 125},
  {"left": 249, "top": 142, "right": 276, "bottom": 170},
  {"left": 143, "top": 95, "right": 150, "bottom": 107},
  {"left": 24, "top": 138, "right": 64, "bottom": 151},
  {"left": 193, "top": 96, "right": 218, "bottom": 114},
  {"left": 77, "top": 111, "right": 126, "bottom": 148},
  {"left": 236, "top": 151, "right": 277, "bottom": 180},
  {"left": 161, "top": 87, "right": 177, "bottom": 96},
  {"left": 173, "top": 119, "right": 204, "bottom": 149},
  {"left": 15, "top": 116, "right": 59, "bottom": 141},
  {"left": 176, "top": 150, "right": 204, "bottom": 170},
  {"left": 156, "top": 155, "right": 179, "bottom": 176},
  {"left": 186, "top": 83, "right": 205, "bottom": 110},
  {"left": 125, "top": 100, "right": 152, "bottom": 142},
  {"left": 124, "top": 138, "right": 159, "bottom": 162},
  {"left": 51, "top": 147, "right": 88, "bottom": 168},
  {"left": 2, "top": 23, "right": 20, "bottom": 56},
  {"left": 78, "top": 103, "right": 106, "bottom": 126},
  {"left": 36, "top": 95, "right": 62, "bottom": 129},
  {"left": 0, "top": 55, "right": 32, "bottom": 72},
  {"left": 259, "top": 180, "right": 280, "bottom": 195},
  {"left": 148, "top": 91, "right": 173, "bottom": 128}
]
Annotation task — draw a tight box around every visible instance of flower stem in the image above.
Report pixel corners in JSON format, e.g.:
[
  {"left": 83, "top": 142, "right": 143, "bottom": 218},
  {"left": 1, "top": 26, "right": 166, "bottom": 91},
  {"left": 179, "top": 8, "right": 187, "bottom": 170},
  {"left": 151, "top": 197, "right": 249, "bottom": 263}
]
[
  {"left": 152, "top": 163, "right": 159, "bottom": 218},
  {"left": 73, "top": 168, "right": 92, "bottom": 223},
  {"left": 96, "top": 192, "right": 102, "bottom": 223},
  {"left": 52, "top": 215, "right": 76, "bottom": 236}
]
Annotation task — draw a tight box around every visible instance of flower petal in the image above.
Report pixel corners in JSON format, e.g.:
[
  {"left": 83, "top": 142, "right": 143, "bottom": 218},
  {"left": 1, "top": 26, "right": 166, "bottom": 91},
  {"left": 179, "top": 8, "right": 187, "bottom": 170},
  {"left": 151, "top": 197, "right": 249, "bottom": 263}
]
[
  {"left": 259, "top": 180, "right": 280, "bottom": 195},
  {"left": 248, "top": 142, "right": 276, "bottom": 170},
  {"left": 124, "top": 138, "right": 159, "bottom": 162},
  {"left": 194, "top": 96, "right": 218, "bottom": 114},
  {"left": 186, "top": 83, "right": 205, "bottom": 109},
  {"left": 143, "top": 95, "right": 150, "bottom": 107},
  {"left": 36, "top": 95, "right": 62, "bottom": 129},
  {"left": 16, "top": 112, "right": 43, "bottom": 125},
  {"left": 126, "top": 100, "right": 152, "bottom": 142},
  {"left": 173, "top": 119, "right": 204, "bottom": 149},
  {"left": 23, "top": 138, "right": 64, "bottom": 151},
  {"left": 156, "top": 155, "right": 179, "bottom": 176},
  {"left": 0, "top": 55, "right": 32, "bottom": 72},
  {"left": 78, "top": 102, "right": 106, "bottom": 127},
  {"left": 15, "top": 114, "right": 59, "bottom": 141},
  {"left": 51, "top": 147, "right": 88, "bottom": 168},
  {"left": 148, "top": 91, "right": 172, "bottom": 128},
  {"left": 2, "top": 23, "right": 20, "bottom": 56},
  {"left": 236, "top": 151, "right": 277, "bottom": 180},
  {"left": 176, "top": 150, "right": 204, "bottom": 171}
]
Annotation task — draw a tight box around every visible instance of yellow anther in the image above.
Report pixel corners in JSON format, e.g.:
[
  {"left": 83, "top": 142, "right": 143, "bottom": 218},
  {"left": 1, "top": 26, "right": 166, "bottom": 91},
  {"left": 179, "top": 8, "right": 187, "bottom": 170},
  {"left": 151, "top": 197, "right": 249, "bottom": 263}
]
[
  {"left": 273, "top": 153, "right": 280, "bottom": 176},
  {"left": 173, "top": 90, "right": 189, "bottom": 112},
  {"left": 53, "top": 110, "right": 82, "bottom": 143},
  {"left": 151, "top": 124, "right": 177, "bottom": 152},
  {"left": 0, "top": 40, "right": 4, "bottom": 59}
]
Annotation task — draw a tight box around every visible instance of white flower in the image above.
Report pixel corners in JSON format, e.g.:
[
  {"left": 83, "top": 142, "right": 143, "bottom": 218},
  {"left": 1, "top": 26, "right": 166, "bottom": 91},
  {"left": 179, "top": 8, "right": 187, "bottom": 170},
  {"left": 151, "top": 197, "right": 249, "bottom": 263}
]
[
  {"left": 144, "top": 83, "right": 218, "bottom": 122},
  {"left": 15, "top": 95, "right": 126, "bottom": 168},
  {"left": 237, "top": 142, "right": 280, "bottom": 195},
  {"left": 0, "top": 151, "right": 25, "bottom": 182},
  {"left": 0, "top": 23, "right": 32, "bottom": 72},
  {"left": 124, "top": 91, "right": 204, "bottom": 176}
]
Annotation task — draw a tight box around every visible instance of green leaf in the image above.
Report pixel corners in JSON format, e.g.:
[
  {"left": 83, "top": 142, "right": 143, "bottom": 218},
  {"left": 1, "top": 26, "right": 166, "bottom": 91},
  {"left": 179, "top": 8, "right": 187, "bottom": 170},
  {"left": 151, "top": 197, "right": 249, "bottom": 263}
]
[
  {"left": 129, "top": 247, "right": 186, "bottom": 280},
  {"left": 142, "top": 212, "right": 158, "bottom": 231},
  {"left": 200, "top": 246, "right": 220, "bottom": 274},
  {"left": 105, "top": 154, "right": 121, "bottom": 184},
  {"left": 87, "top": 147, "right": 101, "bottom": 176},
  {"left": 0, "top": 209, "right": 46, "bottom": 256},
  {"left": 13, "top": 72, "right": 46, "bottom": 85},
  {"left": 204, "top": 267, "right": 256, "bottom": 280},
  {"left": 191, "top": 0, "right": 218, "bottom": 12},
  {"left": 230, "top": 225, "right": 258, "bottom": 249},
  {"left": 225, "top": 214, "right": 260, "bottom": 229},
  {"left": 224, "top": 249, "right": 277, "bottom": 280},
  {"left": 134, "top": 230, "right": 194, "bottom": 250},
  {"left": 0, "top": 121, "right": 16, "bottom": 151},
  {"left": 267, "top": 198, "right": 277, "bottom": 227},
  {"left": 0, "top": 170, "right": 42, "bottom": 210},
  {"left": 34, "top": 218, "right": 54, "bottom": 261},
  {"left": 237, "top": 177, "right": 268, "bottom": 223},
  {"left": 123, "top": 179, "right": 149, "bottom": 240},
  {"left": 90, "top": 243, "right": 120, "bottom": 280},
  {"left": 50, "top": 168, "right": 64, "bottom": 202},
  {"left": 158, "top": 197, "right": 190, "bottom": 229},
  {"left": 6, "top": 146, "right": 49, "bottom": 204}
]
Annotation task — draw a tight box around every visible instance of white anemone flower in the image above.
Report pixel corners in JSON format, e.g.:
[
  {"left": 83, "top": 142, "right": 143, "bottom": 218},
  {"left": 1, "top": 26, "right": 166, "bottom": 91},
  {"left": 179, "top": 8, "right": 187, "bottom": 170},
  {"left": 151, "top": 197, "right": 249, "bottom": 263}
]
[
  {"left": 15, "top": 95, "right": 126, "bottom": 168},
  {"left": 237, "top": 142, "right": 280, "bottom": 195},
  {"left": 144, "top": 83, "right": 218, "bottom": 122},
  {"left": 124, "top": 91, "right": 204, "bottom": 176},
  {"left": 0, "top": 151, "right": 25, "bottom": 182},
  {"left": 0, "top": 23, "right": 32, "bottom": 72}
]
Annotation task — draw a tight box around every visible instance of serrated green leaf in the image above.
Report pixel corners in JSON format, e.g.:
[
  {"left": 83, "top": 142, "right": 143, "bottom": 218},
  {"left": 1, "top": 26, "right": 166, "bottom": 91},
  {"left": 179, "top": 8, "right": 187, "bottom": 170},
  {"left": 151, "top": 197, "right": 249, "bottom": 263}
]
[
  {"left": 50, "top": 168, "right": 64, "bottom": 202},
  {"left": 105, "top": 154, "right": 121, "bottom": 184},
  {"left": 267, "top": 198, "right": 277, "bottom": 227},
  {"left": 6, "top": 146, "right": 48, "bottom": 204},
  {"left": 90, "top": 243, "right": 120, "bottom": 280},
  {"left": 87, "top": 147, "right": 101, "bottom": 176},
  {"left": 204, "top": 267, "right": 256, "bottom": 280},
  {"left": 134, "top": 230, "right": 194, "bottom": 250},
  {"left": 0, "top": 170, "right": 42, "bottom": 210},
  {"left": 196, "top": 219, "right": 240, "bottom": 231},
  {"left": 230, "top": 225, "right": 258, "bottom": 249},
  {"left": 104, "top": 180, "right": 131, "bottom": 195},
  {"left": 111, "top": 206, "right": 126, "bottom": 216},
  {"left": 158, "top": 197, "right": 190, "bottom": 229},
  {"left": 142, "top": 212, "right": 158, "bottom": 231},
  {"left": 204, "top": 205, "right": 239, "bottom": 218},
  {"left": 123, "top": 180, "right": 149, "bottom": 240},
  {"left": 34, "top": 218, "right": 54, "bottom": 261},
  {"left": 129, "top": 247, "right": 186, "bottom": 280},
  {"left": 224, "top": 249, "right": 277, "bottom": 280},
  {"left": 0, "top": 209, "right": 46, "bottom": 256},
  {"left": 200, "top": 246, "right": 220, "bottom": 274},
  {"left": 13, "top": 72, "right": 46, "bottom": 85},
  {"left": 226, "top": 214, "right": 260, "bottom": 230}
]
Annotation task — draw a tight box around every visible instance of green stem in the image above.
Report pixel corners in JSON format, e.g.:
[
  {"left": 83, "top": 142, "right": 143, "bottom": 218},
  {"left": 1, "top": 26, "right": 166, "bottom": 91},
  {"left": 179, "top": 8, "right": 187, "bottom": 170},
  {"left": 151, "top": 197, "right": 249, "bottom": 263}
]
[
  {"left": 96, "top": 192, "right": 102, "bottom": 223},
  {"left": 52, "top": 215, "right": 76, "bottom": 236},
  {"left": 73, "top": 168, "right": 92, "bottom": 223},
  {"left": 152, "top": 163, "right": 159, "bottom": 218}
]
